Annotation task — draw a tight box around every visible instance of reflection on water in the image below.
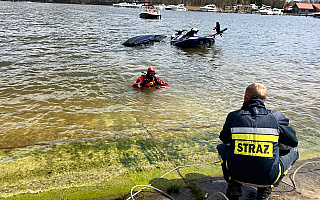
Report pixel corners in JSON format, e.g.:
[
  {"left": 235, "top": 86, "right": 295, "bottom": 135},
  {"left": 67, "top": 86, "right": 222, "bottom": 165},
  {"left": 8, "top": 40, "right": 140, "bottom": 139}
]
[{"left": 0, "top": 2, "right": 319, "bottom": 152}]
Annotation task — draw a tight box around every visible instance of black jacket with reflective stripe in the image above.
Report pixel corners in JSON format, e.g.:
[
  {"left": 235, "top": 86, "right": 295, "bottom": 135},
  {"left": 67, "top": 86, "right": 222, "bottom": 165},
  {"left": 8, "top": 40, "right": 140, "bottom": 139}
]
[{"left": 219, "top": 97, "right": 298, "bottom": 185}]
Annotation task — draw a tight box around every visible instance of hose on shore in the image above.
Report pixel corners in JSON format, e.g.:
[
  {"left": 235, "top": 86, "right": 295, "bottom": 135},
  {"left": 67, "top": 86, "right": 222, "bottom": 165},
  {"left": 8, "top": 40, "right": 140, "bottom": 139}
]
[
  {"left": 127, "top": 125, "right": 319, "bottom": 200},
  {"left": 127, "top": 160, "right": 320, "bottom": 200},
  {"left": 126, "top": 161, "right": 226, "bottom": 200}
]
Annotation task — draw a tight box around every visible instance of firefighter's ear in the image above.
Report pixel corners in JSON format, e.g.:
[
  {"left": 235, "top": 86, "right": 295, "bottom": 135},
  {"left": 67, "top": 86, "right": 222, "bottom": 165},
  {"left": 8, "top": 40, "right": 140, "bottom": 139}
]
[{"left": 244, "top": 93, "right": 250, "bottom": 101}]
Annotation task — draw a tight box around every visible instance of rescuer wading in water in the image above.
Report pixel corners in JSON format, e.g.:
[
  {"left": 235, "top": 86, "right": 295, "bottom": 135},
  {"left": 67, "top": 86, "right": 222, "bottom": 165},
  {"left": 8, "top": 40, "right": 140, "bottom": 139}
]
[{"left": 132, "top": 67, "right": 168, "bottom": 88}]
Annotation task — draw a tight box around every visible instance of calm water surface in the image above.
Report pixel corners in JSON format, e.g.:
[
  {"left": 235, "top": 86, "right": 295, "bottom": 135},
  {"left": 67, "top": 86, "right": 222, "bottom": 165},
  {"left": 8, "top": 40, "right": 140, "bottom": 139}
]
[{"left": 0, "top": 2, "right": 319, "bottom": 154}]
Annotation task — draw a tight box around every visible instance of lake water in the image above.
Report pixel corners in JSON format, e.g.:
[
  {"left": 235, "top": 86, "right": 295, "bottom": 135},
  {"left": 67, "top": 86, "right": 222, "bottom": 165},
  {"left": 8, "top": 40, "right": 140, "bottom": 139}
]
[{"left": 0, "top": 1, "right": 319, "bottom": 155}]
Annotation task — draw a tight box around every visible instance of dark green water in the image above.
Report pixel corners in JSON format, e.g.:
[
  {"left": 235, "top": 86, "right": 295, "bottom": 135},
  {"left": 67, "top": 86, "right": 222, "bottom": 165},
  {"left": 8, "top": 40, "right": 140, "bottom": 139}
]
[{"left": 0, "top": 1, "right": 319, "bottom": 156}]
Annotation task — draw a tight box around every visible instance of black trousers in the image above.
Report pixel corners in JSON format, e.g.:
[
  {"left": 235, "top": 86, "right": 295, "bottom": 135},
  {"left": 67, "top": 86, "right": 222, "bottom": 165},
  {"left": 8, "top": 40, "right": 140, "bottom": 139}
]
[{"left": 217, "top": 143, "right": 299, "bottom": 186}]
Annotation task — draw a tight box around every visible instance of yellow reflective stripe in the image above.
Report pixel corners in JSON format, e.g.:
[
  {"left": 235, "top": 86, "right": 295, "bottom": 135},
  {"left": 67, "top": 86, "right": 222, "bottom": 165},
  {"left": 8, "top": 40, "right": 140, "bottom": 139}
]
[
  {"left": 226, "top": 160, "right": 231, "bottom": 181},
  {"left": 232, "top": 134, "right": 279, "bottom": 142},
  {"left": 273, "top": 164, "right": 282, "bottom": 186}
]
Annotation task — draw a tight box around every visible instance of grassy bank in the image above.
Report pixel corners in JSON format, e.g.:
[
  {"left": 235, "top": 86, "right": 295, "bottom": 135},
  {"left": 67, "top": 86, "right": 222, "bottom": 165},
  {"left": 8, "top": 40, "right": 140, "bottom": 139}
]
[{"left": 0, "top": 126, "right": 223, "bottom": 199}]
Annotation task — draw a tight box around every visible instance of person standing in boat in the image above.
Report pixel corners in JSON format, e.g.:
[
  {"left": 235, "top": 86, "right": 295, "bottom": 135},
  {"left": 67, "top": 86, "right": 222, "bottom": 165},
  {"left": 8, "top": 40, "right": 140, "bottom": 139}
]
[
  {"left": 217, "top": 83, "right": 299, "bottom": 200},
  {"left": 132, "top": 67, "right": 168, "bottom": 88}
]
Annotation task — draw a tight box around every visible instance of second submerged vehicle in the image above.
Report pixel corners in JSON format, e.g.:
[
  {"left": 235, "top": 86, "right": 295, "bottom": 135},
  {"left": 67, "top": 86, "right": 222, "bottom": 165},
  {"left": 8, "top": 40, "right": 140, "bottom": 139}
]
[{"left": 171, "top": 22, "right": 227, "bottom": 48}]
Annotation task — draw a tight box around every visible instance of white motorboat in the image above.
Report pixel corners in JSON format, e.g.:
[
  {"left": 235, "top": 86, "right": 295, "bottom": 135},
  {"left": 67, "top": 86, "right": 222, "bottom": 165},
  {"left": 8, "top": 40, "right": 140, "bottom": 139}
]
[
  {"left": 139, "top": 9, "right": 161, "bottom": 19},
  {"left": 165, "top": 4, "right": 187, "bottom": 11},
  {"left": 258, "top": 5, "right": 273, "bottom": 15},
  {"left": 200, "top": 4, "right": 217, "bottom": 12},
  {"left": 314, "top": 12, "right": 320, "bottom": 18},
  {"left": 113, "top": 2, "right": 144, "bottom": 9},
  {"left": 272, "top": 8, "right": 283, "bottom": 15},
  {"left": 175, "top": 4, "right": 188, "bottom": 11},
  {"left": 154, "top": 4, "right": 166, "bottom": 10},
  {"left": 165, "top": 5, "right": 176, "bottom": 10},
  {"left": 113, "top": 2, "right": 129, "bottom": 7}
]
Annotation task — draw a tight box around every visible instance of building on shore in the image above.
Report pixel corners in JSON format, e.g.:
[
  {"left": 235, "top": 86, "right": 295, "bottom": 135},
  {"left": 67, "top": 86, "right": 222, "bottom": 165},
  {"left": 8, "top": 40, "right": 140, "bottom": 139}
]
[{"left": 292, "top": 3, "right": 320, "bottom": 15}]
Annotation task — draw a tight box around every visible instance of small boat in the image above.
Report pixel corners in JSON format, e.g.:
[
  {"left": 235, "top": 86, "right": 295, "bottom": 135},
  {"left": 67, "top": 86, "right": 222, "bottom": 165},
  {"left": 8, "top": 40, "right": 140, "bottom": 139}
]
[
  {"left": 165, "top": 4, "right": 187, "bottom": 11},
  {"left": 313, "top": 12, "right": 320, "bottom": 18},
  {"left": 113, "top": 2, "right": 144, "bottom": 9},
  {"left": 154, "top": 4, "right": 166, "bottom": 10},
  {"left": 200, "top": 4, "right": 217, "bottom": 12},
  {"left": 165, "top": 5, "right": 176, "bottom": 10},
  {"left": 258, "top": 5, "right": 273, "bottom": 15},
  {"left": 139, "top": 9, "right": 161, "bottom": 19},
  {"left": 272, "top": 8, "right": 283, "bottom": 15},
  {"left": 122, "top": 35, "right": 167, "bottom": 47},
  {"left": 170, "top": 22, "right": 227, "bottom": 48},
  {"left": 175, "top": 4, "right": 188, "bottom": 11},
  {"left": 113, "top": 2, "right": 129, "bottom": 7}
]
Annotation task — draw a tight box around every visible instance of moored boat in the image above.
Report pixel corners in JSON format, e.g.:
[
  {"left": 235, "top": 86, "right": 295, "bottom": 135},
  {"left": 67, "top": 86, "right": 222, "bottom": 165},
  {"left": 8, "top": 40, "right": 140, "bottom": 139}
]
[
  {"left": 139, "top": 9, "right": 161, "bottom": 19},
  {"left": 272, "top": 8, "right": 284, "bottom": 15},
  {"left": 113, "top": 2, "right": 144, "bottom": 9},
  {"left": 175, "top": 4, "right": 188, "bottom": 11},
  {"left": 314, "top": 12, "right": 320, "bottom": 18},
  {"left": 200, "top": 4, "right": 217, "bottom": 12},
  {"left": 154, "top": 4, "right": 166, "bottom": 10},
  {"left": 258, "top": 5, "right": 273, "bottom": 15},
  {"left": 165, "top": 5, "right": 176, "bottom": 10}
]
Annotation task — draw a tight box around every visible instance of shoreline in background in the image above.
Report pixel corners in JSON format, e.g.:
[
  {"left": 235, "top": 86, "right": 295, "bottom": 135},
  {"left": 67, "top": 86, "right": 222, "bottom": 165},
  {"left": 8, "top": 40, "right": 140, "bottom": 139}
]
[{"left": 186, "top": 6, "right": 316, "bottom": 17}]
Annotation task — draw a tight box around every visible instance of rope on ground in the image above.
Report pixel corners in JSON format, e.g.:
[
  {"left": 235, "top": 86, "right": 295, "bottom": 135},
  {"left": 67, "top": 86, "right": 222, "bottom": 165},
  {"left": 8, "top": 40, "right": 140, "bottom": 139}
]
[
  {"left": 129, "top": 124, "right": 320, "bottom": 199},
  {"left": 127, "top": 160, "right": 320, "bottom": 200},
  {"left": 130, "top": 185, "right": 175, "bottom": 200},
  {"left": 146, "top": 129, "right": 187, "bottom": 184},
  {"left": 126, "top": 161, "right": 221, "bottom": 200},
  {"left": 206, "top": 191, "right": 229, "bottom": 200},
  {"left": 290, "top": 161, "right": 320, "bottom": 189},
  {"left": 127, "top": 125, "right": 219, "bottom": 200}
]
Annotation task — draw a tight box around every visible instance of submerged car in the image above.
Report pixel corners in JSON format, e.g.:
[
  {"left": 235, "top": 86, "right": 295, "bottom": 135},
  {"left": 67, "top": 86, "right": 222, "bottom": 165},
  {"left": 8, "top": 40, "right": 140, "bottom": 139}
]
[
  {"left": 122, "top": 35, "right": 167, "bottom": 47},
  {"left": 171, "top": 22, "right": 227, "bottom": 48}
]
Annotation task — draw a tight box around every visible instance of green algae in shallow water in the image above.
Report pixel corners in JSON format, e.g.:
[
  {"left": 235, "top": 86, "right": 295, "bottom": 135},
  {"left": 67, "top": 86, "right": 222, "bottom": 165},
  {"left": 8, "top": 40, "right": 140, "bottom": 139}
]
[
  {"left": 1, "top": 123, "right": 318, "bottom": 199},
  {"left": 0, "top": 130, "right": 221, "bottom": 199}
]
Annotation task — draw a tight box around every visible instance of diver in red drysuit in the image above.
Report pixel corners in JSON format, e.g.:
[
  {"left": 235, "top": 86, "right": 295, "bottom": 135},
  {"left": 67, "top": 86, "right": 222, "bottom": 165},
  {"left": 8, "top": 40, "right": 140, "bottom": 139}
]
[{"left": 132, "top": 67, "right": 168, "bottom": 88}]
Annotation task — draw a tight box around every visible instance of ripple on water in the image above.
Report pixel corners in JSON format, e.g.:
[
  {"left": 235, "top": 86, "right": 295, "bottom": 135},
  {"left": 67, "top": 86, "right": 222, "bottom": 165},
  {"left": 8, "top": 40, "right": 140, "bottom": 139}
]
[{"left": 0, "top": 2, "right": 319, "bottom": 151}]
